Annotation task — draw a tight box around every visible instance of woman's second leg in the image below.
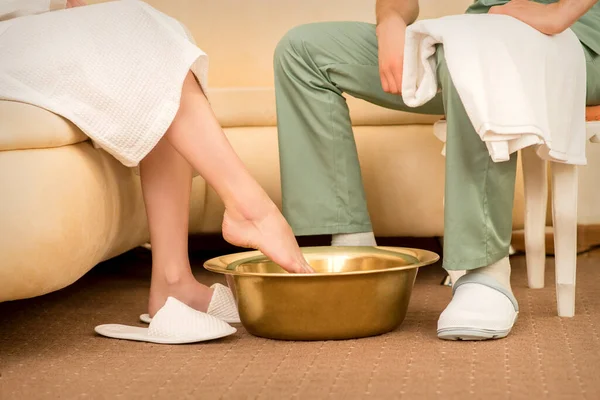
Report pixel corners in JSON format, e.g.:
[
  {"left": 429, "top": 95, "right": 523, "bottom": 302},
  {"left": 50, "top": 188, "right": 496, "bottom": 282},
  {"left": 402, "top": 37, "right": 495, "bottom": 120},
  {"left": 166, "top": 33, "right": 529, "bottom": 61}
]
[
  {"left": 140, "top": 136, "right": 213, "bottom": 317},
  {"left": 164, "top": 73, "right": 311, "bottom": 274}
]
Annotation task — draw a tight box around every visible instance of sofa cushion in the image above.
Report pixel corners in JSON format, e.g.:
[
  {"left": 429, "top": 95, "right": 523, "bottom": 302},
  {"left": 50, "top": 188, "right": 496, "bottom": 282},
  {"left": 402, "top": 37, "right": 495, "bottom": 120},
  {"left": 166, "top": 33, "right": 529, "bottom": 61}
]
[{"left": 0, "top": 101, "right": 88, "bottom": 151}]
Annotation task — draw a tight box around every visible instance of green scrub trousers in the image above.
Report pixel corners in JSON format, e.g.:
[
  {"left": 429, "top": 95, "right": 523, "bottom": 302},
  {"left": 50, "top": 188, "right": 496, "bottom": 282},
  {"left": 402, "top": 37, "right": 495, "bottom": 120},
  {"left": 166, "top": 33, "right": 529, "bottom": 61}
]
[{"left": 274, "top": 2, "right": 600, "bottom": 271}]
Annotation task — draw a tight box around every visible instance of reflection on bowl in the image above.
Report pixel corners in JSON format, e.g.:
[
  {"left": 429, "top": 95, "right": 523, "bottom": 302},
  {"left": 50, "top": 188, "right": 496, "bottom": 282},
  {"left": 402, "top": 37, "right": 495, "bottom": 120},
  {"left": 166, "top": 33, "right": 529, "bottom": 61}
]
[
  {"left": 205, "top": 246, "right": 439, "bottom": 341},
  {"left": 232, "top": 249, "right": 420, "bottom": 275}
]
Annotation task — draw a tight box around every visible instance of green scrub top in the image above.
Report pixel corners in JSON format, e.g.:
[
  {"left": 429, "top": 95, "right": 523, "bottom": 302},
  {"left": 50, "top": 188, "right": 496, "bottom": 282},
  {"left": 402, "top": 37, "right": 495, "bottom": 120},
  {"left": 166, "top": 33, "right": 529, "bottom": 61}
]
[{"left": 467, "top": 0, "right": 600, "bottom": 55}]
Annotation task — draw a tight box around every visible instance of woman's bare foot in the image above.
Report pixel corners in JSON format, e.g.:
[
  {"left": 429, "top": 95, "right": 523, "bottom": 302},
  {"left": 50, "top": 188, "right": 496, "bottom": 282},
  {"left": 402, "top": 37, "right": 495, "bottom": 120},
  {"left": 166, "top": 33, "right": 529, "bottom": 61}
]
[
  {"left": 147, "top": 268, "right": 214, "bottom": 317},
  {"left": 222, "top": 199, "right": 313, "bottom": 273}
]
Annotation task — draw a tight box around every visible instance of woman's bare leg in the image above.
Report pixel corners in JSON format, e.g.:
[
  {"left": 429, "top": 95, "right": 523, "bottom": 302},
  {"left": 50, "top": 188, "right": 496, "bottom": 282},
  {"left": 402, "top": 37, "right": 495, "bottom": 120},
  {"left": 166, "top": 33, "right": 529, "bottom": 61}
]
[
  {"left": 140, "top": 137, "right": 213, "bottom": 317},
  {"left": 164, "top": 73, "right": 311, "bottom": 273}
]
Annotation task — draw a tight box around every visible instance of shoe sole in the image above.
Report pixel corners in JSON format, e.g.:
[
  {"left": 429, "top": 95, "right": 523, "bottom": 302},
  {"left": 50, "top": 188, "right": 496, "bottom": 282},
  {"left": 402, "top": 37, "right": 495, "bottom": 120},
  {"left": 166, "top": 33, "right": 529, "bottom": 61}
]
[
  {"left": 437, "top": 314, "right": 518, "bottom": 341},
  {"left": 437, "top": 327, "right": 511, "bottom": 341}
]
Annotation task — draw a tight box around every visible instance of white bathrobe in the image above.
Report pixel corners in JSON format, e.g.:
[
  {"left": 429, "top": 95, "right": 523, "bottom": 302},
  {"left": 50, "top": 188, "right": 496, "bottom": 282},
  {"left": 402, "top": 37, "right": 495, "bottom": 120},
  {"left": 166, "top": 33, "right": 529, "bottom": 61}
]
[
  {"left": 402, "top": 14, "right": 587, "bottom": 165},
  {"left": 0, "top": 0, "right": 208, "bottom": 166}
]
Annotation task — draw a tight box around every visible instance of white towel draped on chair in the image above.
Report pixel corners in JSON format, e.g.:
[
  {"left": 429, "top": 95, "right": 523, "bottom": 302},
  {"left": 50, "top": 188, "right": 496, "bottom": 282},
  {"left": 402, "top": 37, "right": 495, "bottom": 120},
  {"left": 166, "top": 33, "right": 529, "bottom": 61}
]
[{"left": 402, "top": 13, "right": 587, "bottom": 166}]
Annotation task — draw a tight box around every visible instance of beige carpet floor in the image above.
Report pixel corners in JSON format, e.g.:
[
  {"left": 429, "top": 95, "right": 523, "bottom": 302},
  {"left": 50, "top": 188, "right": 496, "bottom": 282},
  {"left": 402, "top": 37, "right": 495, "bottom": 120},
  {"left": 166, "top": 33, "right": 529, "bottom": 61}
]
[{"left": 2, "top": 244, "right": 600, "bottom": 399}]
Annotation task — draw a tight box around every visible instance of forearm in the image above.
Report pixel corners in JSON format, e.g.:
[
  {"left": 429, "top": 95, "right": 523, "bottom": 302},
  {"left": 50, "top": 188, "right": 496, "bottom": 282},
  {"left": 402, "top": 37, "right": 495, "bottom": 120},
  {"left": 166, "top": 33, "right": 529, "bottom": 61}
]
[
  {"left": 556, "top": 0, "right": 598, "bottom": 31},
  {"left": 376, "top": 0, "right": 419, "bottom": 26}
]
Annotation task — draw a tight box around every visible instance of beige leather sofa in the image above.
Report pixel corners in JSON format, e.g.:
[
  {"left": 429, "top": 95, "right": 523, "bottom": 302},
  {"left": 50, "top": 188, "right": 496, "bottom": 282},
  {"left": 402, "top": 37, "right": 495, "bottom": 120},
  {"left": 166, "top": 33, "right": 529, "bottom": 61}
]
[{"left": 0, "top": 0, "right": 526, "bottom": 302}]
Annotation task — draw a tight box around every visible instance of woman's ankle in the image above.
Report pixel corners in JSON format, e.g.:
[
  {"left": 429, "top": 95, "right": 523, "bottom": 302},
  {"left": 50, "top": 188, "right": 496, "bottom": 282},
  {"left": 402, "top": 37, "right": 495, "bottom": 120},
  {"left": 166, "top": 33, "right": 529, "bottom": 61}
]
[
  {"left": 150, "top": 259, "right": 194, "bottom": 284},
  {"left": 148, "top": 276, "right": 214, "bottom": 316},
  {"left": 224, "top": 187, "right": 276, "bottom": 222}
]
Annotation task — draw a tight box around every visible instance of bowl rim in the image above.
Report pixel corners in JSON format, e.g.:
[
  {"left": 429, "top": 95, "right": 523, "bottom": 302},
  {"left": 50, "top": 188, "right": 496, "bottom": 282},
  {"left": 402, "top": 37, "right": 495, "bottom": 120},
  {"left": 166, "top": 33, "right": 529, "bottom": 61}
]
[{"left": 203, "top": 246, "right": 440, "bottom": 277}]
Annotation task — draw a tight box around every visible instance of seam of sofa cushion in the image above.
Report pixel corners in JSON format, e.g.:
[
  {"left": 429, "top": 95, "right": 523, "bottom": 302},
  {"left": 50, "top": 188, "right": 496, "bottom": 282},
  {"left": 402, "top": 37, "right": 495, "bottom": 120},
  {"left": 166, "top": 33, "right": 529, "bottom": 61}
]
[{"left": 0, "top": 138, "right": 91, "bottom": 153}]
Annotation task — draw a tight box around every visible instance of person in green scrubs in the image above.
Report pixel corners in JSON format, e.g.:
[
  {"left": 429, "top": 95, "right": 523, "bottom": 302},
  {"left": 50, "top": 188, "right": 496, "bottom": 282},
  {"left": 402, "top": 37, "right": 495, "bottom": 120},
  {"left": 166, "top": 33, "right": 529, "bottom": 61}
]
[{"left": 274, "top": 0, "right": 600, "bottom": 340}]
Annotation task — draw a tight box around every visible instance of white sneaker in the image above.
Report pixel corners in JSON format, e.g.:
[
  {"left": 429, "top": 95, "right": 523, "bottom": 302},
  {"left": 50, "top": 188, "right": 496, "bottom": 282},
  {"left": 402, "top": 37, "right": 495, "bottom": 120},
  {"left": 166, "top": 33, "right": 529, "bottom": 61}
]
[{"left": 437, "top": 272, "right": 518, "bottom": 341}]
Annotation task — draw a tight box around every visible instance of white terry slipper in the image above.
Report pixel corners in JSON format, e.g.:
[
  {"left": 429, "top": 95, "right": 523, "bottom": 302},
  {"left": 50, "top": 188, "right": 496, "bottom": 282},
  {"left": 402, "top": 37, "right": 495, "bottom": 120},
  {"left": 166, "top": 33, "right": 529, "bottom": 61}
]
[
  {"left": 139, "top": 283, "right": 241, "bottom": 324},
  {"left": 437, "top": 272, "right": 518, "bottom": 341},
  {"left": 95, "top": 297, "right": 236, "bottom": 344}
]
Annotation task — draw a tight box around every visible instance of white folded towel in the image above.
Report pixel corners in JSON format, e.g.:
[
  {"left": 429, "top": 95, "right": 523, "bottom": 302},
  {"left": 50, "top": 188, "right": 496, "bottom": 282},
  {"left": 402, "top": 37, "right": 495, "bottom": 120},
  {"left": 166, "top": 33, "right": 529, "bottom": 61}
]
[{"left": 402, "top": 14, "right": 587, "bottom": 165}]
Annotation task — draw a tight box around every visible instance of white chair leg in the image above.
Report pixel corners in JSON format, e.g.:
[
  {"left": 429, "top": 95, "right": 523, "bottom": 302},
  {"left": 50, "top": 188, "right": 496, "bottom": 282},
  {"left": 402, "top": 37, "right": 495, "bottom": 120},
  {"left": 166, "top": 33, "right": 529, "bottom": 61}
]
[
  {"left": 521, "top": 147, "right": 548, "bottom": 289},
  {"left": 551, "top": 162, "right": 578, "bottom": 317}
]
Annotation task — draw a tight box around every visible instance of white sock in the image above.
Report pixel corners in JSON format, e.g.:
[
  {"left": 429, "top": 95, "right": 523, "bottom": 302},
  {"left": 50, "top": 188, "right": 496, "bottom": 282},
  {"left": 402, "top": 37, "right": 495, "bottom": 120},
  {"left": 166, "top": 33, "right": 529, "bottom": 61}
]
[
  {"left": 467, "top": 256, "right": 512, "bottom": 293},
  {"left": 331, "top": 232, "right": 377, "bottom": 247}
]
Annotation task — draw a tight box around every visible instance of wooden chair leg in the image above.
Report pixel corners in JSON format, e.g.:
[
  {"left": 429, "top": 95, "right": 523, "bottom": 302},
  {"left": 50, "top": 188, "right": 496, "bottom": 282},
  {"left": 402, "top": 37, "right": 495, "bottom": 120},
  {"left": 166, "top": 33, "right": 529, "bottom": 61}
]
[
  {"left": 522, "top": 147, "right": 548, "bottom": 289},
  {"left": 551, "top": 162, "right": 578, "bottom": 317}
]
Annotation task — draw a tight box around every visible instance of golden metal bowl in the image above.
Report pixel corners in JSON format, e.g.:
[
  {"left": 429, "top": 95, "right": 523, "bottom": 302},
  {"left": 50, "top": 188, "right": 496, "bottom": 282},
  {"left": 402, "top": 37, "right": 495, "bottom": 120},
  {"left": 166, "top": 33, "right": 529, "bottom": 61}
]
[{"left": 204, "top": 246, "right": 439, "bottom": 341}]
